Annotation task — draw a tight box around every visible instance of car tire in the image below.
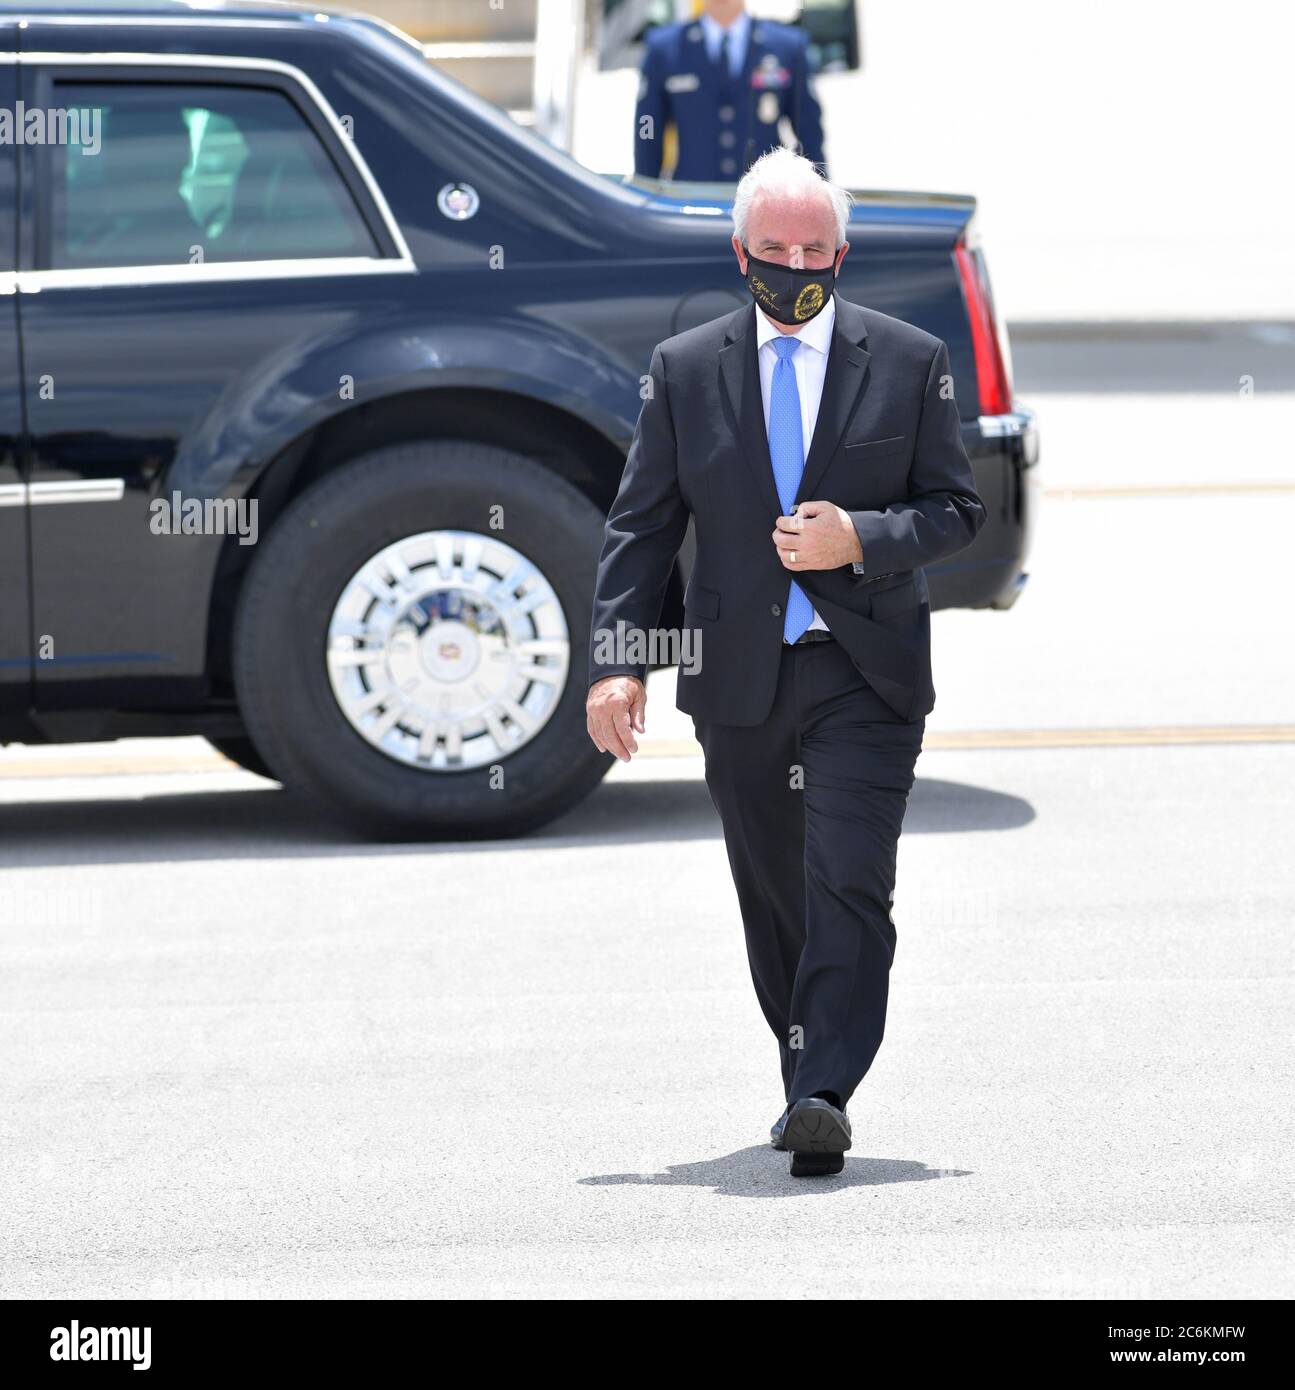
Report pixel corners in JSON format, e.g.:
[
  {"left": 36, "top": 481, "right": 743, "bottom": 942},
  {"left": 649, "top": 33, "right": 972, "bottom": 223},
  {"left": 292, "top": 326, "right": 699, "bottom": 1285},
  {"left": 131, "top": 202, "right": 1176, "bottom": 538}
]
[
  {"left": 207, "top": 735, "right": 278, "bottom": 781},
  {"left": 232, "top": 441, "right": 614, "bottom": 840}
]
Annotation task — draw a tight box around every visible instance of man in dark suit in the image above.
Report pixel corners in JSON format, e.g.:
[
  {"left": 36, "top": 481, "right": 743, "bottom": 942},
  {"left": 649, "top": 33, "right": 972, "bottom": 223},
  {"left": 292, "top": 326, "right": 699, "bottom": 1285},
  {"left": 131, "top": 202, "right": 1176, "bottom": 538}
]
[
  {"left": 586, "top": 149, "right": 986, "bottom": 1176},
  {"left": 635, "top": 0, "right": 826, "bottom": 181}
]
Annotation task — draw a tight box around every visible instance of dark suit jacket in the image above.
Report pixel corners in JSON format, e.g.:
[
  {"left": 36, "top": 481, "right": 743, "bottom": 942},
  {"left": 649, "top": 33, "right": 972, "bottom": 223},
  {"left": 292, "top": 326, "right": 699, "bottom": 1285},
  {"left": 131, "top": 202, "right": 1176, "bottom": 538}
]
[{"left": 588, "top": 295, "right": 988, "bottom": 724}]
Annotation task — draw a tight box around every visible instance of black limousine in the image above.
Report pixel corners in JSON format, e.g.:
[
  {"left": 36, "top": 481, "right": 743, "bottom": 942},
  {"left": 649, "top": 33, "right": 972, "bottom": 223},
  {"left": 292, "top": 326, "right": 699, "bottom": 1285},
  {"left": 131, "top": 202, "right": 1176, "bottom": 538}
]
[{"left": 0, "top": 1, "right": 1039, "bottom": 838}]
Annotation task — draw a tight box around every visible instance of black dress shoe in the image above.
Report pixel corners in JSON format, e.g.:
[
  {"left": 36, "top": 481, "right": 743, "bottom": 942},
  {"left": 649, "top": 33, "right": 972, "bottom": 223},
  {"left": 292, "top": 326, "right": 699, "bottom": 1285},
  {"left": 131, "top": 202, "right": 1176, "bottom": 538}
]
[
  {"left": 783, "top": 1097, "right": 851, "bottom": 1177},
  {"left": 769, "top": 1104, "right": 791, "bottom": 1150}
]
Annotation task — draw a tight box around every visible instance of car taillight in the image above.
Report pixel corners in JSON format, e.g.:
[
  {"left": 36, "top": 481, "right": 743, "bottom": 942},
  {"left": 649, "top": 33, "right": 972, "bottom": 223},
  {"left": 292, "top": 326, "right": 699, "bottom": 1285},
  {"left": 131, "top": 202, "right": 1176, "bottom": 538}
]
[{"left": 954, "top": 238, "right": 1013, "bottom": 416}]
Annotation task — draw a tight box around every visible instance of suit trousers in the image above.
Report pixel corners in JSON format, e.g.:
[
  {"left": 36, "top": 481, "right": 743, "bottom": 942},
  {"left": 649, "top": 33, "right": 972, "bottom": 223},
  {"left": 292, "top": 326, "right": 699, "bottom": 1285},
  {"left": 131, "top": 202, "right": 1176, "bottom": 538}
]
[{"left": 691, "top": 638, "right": 925, "bottom": 1106}]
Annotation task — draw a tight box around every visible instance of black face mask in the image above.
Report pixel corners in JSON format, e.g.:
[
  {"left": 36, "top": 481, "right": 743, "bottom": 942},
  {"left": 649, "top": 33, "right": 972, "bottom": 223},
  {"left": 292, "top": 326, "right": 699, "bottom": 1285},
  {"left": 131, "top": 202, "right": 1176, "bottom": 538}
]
[{"left": 741, "top": 246, "right": 838, "bottom": 325}]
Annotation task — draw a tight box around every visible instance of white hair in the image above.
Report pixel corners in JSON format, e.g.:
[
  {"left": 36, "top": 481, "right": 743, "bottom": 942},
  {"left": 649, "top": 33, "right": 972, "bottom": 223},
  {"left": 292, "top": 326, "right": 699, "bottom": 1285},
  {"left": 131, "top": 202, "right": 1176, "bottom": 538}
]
[{"left": 731, "top": 147, "right": 852, "bottom": 248}]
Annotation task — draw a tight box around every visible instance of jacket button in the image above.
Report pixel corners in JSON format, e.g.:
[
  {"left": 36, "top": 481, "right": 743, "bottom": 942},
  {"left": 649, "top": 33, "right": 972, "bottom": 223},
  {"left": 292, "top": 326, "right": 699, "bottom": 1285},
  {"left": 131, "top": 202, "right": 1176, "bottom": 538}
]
[{"left": 771, "top": 603, "right": 782, "bottom": 617}]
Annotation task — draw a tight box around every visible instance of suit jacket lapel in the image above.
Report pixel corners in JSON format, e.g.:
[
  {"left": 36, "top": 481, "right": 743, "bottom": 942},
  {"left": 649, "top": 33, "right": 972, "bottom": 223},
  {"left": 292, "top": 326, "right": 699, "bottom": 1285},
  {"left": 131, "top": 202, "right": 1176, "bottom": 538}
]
[
  {"left": 718, "top": 302, "right": 784, "bottom": 522},
  {"left": 795, "top": 295, "right": 872, "bottom": 505}
]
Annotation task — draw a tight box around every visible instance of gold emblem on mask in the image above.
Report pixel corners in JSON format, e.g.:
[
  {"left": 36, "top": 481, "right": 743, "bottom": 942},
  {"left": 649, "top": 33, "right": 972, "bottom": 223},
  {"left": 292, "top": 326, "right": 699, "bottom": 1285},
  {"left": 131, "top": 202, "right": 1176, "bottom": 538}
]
[{"left": 794, "top": 283, "right": 825, "bottom": 320}]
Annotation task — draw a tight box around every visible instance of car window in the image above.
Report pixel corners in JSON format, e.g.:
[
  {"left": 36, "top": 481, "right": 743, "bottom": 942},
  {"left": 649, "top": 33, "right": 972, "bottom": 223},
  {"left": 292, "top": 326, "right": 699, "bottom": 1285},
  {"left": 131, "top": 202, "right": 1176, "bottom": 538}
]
[{"left": 48, "top": 82, "right": 381, "bottom": 269}]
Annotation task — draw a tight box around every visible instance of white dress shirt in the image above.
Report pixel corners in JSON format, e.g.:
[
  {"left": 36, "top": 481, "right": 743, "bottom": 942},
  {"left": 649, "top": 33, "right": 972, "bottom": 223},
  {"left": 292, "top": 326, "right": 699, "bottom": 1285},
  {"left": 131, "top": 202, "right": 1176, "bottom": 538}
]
[
  {"left": 755, "top": 294, "right": 864, "bottom": 634},
  {"left": 699, "top": 11, "right": 751, "bottom": 78}
]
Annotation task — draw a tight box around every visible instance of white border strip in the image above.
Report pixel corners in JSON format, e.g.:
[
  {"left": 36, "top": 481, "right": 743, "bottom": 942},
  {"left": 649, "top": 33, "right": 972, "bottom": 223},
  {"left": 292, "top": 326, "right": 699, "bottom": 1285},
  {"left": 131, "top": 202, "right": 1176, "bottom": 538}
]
[
  {"left": 0, "top": 479, "right": 126, "bottom": 506},
  {"left": 14, "top": 257, "right": 413, "bottom": 292}
]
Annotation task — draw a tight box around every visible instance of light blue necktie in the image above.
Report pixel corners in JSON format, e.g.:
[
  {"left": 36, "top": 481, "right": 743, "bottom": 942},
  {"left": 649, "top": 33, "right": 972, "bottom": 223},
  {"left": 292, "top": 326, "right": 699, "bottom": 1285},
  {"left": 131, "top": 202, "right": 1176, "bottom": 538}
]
[{"left": 768, "top": 335, "right": 814, "bottom": 644}]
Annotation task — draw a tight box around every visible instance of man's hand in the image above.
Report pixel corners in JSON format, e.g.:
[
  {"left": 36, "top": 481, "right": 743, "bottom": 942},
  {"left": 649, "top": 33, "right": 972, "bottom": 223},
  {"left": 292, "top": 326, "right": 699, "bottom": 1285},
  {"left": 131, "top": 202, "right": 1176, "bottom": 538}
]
[
  {"left": 772, "top": 501, "right": 864, "bottom": 570},
  {"left": 586, "top": 675, "right": 647, "bottom": 762}
]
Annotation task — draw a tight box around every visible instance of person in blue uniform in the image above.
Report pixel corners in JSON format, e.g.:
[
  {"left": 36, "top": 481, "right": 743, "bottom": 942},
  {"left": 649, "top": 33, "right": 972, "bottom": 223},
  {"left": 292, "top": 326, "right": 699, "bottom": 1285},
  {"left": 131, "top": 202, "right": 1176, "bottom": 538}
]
[{"left": 635, "top": 0, "right": 827, "bottom": 181}]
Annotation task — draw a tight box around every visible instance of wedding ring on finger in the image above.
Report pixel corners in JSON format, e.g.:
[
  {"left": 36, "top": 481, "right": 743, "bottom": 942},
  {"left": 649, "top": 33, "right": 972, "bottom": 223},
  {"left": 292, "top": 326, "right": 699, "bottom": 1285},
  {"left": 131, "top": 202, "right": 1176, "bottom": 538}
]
[{"left": 790, "top": 550, "right": 797, "bottom": 564}]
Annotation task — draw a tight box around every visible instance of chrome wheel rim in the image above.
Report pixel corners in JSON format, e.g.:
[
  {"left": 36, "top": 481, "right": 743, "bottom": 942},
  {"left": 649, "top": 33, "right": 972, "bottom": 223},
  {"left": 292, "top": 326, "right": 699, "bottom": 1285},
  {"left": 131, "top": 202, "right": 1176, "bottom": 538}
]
[{"left": 326, "top": 530, "right": 570, "bottom": 771}]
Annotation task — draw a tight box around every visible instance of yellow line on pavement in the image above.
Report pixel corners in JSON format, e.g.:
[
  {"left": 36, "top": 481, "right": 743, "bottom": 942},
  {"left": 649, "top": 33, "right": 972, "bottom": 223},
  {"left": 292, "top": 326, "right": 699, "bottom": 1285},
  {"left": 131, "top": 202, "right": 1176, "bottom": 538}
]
[
  {"left": 633, "top": 724, "right": 1295, "bottom": 756},
  {"left": 1044, "top": 480, "right": 1295, "bottom": 498},
  {"left": 0, "top": 752, "right": 247, "bottom": 779},
  {"left": 919, "top": 724, "right": 1295, "bottom": 749},
  {"left": 0, "top": 724, "right": 1292, "bottom": 779}
]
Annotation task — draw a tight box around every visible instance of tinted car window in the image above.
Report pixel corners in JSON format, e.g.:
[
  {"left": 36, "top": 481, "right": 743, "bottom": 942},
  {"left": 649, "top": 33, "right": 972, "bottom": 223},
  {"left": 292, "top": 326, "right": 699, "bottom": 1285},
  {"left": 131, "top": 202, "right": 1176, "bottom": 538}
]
[{"left": 49, "top": 82, "right": 380, "bottom": 268}]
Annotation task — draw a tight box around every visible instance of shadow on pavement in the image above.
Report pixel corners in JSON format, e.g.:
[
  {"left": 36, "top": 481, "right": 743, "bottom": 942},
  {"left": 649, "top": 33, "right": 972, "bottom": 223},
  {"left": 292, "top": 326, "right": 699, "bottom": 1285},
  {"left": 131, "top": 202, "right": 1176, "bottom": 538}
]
[
  {"left": 546, "top": 775, "right": 1032, "bottom": 842},
  {"left": 0, "top": 775, "right": 1032, "bottom": 867},
  {"left": 581, "top": 1147, "right": 973, "bottom": 1198}
]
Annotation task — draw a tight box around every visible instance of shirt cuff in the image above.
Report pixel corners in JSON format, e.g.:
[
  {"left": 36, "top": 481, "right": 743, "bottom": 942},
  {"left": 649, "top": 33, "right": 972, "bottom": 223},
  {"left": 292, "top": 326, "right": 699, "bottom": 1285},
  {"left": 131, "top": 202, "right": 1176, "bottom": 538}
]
[{"left": 851, "top": 561, "right": 866, "bottom": 574}]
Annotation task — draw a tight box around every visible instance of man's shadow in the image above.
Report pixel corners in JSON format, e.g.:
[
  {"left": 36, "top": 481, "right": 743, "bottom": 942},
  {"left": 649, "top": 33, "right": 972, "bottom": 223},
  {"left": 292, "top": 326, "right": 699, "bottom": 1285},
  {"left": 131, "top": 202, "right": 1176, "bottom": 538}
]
[{"left": 580, "top": 1148, "right": 972, "bottom": 1198}]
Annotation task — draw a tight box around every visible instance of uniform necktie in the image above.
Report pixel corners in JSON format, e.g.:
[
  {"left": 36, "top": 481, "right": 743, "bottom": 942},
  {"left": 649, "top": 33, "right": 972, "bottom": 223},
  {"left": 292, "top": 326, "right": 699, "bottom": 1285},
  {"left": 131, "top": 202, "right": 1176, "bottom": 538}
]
[{"left": 768, "top": 335, "right": 813, "bottom": 645}]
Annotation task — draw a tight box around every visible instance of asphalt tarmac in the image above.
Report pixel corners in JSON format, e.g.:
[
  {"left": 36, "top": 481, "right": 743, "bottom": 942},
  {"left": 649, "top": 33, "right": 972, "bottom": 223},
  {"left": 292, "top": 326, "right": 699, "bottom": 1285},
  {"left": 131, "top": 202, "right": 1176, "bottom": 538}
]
[{"left": 1, "top": 354, "right": 1291, "bottom": 1298}]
